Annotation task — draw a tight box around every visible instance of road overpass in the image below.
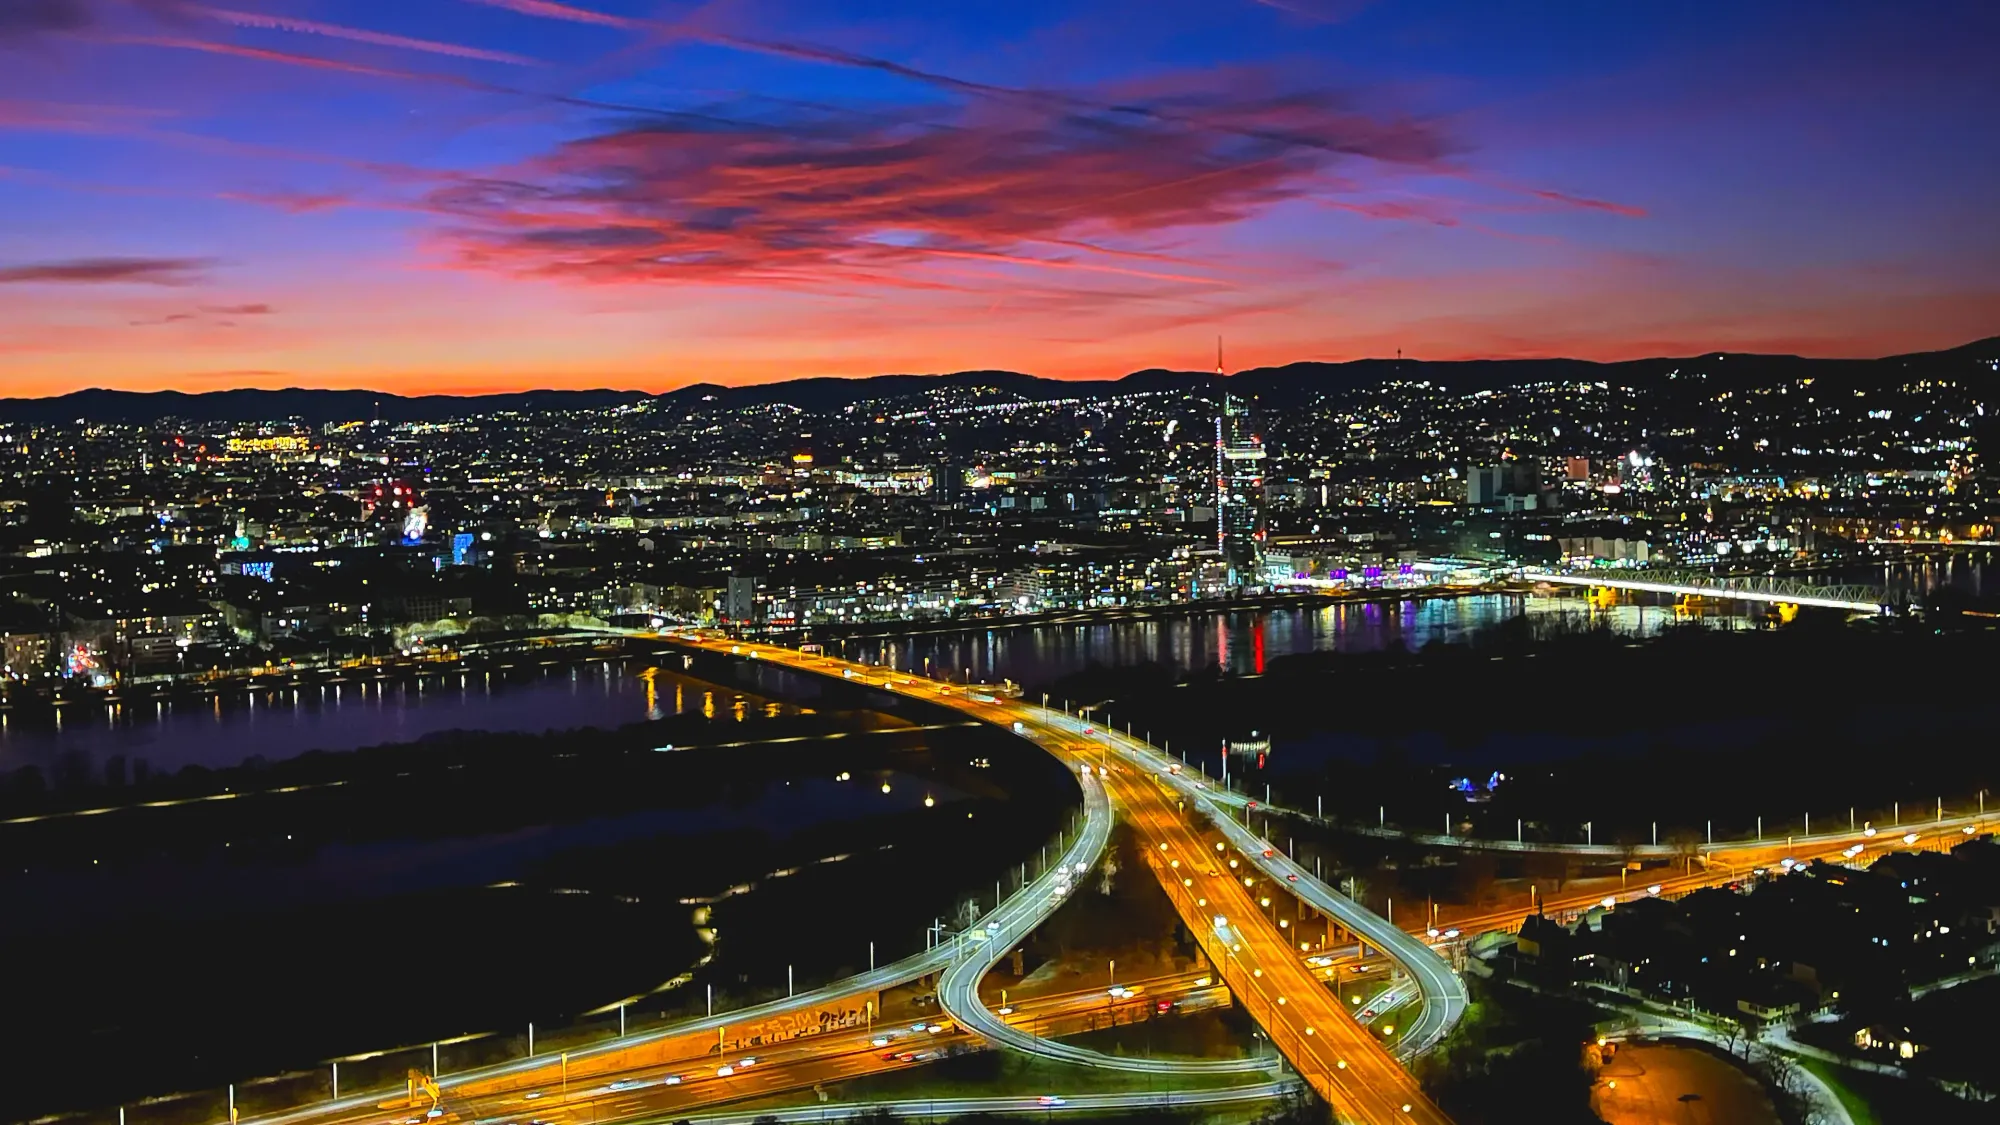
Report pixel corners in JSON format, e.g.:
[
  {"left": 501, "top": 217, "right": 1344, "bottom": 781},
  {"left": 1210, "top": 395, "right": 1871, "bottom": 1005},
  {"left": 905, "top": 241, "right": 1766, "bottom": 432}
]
[
  {"left": 1022, "top": 711, "right": 1468, "bottom": 1061},
  {"left": 243, "top": 671, "right": 1120, "bottom": 1125},
  {"left": 669, "top": 1080, "right": 1304, "bottom": 1125},
  {"left": 678, "top": 635, "right": 1458, "bottom": 1124},
  {"left": 243, "top": 631, "right": 1460, "bottom": 1125},
  {"left": 248, "top": 971, "right": 1265, "bottom": 1125}
]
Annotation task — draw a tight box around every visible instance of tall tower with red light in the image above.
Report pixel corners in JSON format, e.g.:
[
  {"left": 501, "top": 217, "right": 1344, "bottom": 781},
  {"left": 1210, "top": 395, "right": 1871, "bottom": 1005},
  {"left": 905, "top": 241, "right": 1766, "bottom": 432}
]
[{"left": 1213, "top": 339, "right": 1266, "bottom": 587}]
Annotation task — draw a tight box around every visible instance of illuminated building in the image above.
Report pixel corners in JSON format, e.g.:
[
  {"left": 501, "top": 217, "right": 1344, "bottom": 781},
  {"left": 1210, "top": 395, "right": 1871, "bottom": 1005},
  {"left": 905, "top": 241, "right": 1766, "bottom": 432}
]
[
  {"left": 1213, "top": 341, "right": 1266, "bottom": 588},
  {"left": 223, "top": 434, "right": 313, "bottom": 461}
]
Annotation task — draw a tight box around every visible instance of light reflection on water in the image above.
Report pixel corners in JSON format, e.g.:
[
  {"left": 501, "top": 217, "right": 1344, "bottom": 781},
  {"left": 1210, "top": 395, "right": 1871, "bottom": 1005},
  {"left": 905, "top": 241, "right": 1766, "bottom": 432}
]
[
  {"left": 0, "top": 663, "right": 788, "bottom": 775},
  {"left": 840, "top": 592, "right": 1756, "bottom": 686},
  {"left": 3, "top": 553, "right": 1981, "bottom": 774}
]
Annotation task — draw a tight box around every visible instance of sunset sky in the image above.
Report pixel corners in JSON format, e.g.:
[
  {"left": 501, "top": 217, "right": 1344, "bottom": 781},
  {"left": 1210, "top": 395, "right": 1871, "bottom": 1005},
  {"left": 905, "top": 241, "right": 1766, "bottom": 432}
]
[{"left": 3, "top": 0, "right": 1996, "bottom": 395}]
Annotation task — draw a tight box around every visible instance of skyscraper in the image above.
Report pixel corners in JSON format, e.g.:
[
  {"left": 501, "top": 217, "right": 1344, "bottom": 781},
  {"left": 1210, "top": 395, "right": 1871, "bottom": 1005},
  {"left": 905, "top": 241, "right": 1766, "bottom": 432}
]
[{"left": 1213, "top": 340, "right": 1266, "bottom": 587}]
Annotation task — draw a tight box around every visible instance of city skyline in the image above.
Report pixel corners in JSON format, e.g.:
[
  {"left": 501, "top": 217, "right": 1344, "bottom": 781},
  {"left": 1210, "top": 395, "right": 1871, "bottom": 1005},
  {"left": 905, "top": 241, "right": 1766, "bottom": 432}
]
[
  {"left": 4, "top": 0, "right": 1997, "bottom": 396},
  {"left": 6, "top": 6, "right": 1999, "bottom": 1124}
]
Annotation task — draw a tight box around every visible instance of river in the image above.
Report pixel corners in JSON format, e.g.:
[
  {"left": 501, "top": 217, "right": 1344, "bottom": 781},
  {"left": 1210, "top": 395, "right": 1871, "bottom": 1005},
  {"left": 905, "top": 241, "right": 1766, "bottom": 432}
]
[{"left": 3, "top": 553, "right": 1983, "bottom": 775}]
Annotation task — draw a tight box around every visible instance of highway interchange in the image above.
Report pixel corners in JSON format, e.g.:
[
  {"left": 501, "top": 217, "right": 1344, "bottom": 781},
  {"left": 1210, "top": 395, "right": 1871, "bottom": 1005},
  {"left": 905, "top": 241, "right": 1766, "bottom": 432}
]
[{"left": 238, "top": 631, "right": 1986, "bottom": 1125}]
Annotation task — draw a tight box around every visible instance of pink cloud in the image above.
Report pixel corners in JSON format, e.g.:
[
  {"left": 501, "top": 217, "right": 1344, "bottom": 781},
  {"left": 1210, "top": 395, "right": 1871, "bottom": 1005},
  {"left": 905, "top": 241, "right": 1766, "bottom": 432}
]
[{"left": 423, "top": 69, "right": 1449, "bottom": 303}]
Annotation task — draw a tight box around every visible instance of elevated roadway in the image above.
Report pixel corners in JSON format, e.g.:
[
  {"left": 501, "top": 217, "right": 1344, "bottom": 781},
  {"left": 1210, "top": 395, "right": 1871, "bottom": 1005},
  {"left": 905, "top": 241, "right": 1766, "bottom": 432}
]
[
  {"left": 668, "top": 1080, "right": 1302, "bottom": 1125},
  {"left": 676, "top": 635, "right": 1458, "bottom": 1124},
  {"left": 247, "top": 632, "right": 1461, "bottom": 1125},
  {"left": 1201, "top": 779, "right": 1988, "bottom": 938},
  {"left": 245, "top": 656, "right": 1119, "bottom": 1125},
  {"left": 1520, "top": 566, "right": 1893, "bottom": 614},
  {"left": 1440, "top": 819, "right": 1991, "bottom": 936},
  {"left": 1224, "top": 789, "right": 1990, "bottom": 861},
  {"left": 1052, "top": 713, "right": 1469, "bottom": 1061},
  {"left": 248, "top": 971, "right": 1258, "bottom": 1125}
]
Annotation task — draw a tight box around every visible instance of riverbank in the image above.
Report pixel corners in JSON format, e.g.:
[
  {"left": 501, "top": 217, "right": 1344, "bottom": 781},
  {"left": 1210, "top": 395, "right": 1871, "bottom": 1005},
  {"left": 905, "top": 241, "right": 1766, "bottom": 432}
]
[
  {"left": 1047, "top": 615, "right": 1995, "bottom": 848},
  {"left": 794, "top": 584, "right": 1511, "bottom": 643},
  {"left": 0, "top": 630, "right": 645, "bottom": 716},
  {"left": 1, "top": 671, "right": 1076, "bottom": 1123}
]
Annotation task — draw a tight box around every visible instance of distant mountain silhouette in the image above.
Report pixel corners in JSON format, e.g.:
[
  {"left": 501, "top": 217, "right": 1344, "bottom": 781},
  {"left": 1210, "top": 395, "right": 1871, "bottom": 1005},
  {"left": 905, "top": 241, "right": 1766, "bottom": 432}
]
[
  {"left": 3, "top": 337, "right": 1993, "bottom": 423},
  {"left": 0, "top": 387, "right": 650, "bottom": 425}
]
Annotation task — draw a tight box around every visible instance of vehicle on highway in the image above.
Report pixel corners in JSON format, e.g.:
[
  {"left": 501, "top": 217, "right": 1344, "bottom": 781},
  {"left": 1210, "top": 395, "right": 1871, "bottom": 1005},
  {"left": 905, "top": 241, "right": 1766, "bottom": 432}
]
[{"left": 1038, "top": 1096, "right": 1067, "bottom": 1107}]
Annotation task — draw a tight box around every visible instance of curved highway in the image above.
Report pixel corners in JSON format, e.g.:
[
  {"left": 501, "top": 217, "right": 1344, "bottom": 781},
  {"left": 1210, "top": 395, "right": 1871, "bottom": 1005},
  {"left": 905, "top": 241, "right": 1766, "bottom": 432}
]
[
  {"left": 1204, "top": 779, "right": 1989, "bottom": 861},
  {"left": 933, "top": 750, "right": 1276, "bottom": 1076},
  {"left": 246, "top": 646, "right": 1122, "bottom": 1125},
  {"left": 248, "top": 632, "right": 1460, "bottom": 1125},
  {"left": 676, "top": 635, "right": 1457, "bottom": 1121},
  {"left": 662, "top": 1079, "right": 1303, "bottom": 1125},
  {"left": 1033, "top": 711, "right": 1470, "bottom": 1060}
]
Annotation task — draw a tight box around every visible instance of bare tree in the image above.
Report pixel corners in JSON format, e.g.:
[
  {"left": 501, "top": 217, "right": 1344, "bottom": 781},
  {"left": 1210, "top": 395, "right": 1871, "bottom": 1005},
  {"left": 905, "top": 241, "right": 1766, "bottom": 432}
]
[{"left": 1756, "top": 1050, "right": 1817, "bottom": 1125}]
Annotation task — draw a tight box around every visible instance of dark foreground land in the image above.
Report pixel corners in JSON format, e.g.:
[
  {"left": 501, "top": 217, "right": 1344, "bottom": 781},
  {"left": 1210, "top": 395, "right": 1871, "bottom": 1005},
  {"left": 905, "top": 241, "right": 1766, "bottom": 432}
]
[{"left": 0, "top": 668, "right": 1075, "bottom": 1121}]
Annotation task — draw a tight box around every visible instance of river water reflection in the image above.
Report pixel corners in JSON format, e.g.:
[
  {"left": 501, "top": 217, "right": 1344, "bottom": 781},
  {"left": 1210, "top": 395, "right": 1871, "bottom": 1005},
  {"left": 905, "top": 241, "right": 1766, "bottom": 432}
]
[
  {"left": 4, "top": 552, "right": 1983, "bottom": 775},
  {"left": 840, "top": 593, "right": 1752, "bottom": 687}
]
